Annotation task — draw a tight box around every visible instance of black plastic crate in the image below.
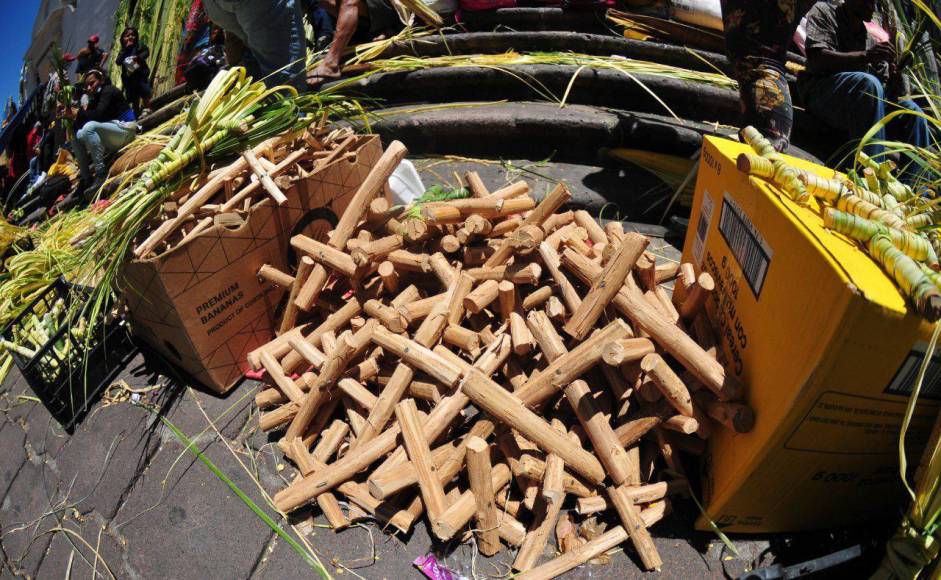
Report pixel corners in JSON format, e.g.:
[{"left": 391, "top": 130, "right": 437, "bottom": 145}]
[{"left": 2, "top": 278, "right": 133, "bottom": 431}]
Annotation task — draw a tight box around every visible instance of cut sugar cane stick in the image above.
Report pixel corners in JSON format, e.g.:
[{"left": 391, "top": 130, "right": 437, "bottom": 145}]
[
  {"left": 459, "top": 368, "right": 606, "bottom": 484},
  {"left": 371, "top": 326, "right": 462, "bottom": 388},
  {"left": 258, "top": 264, "right": 294, "bottom": 287},
  {"left": 242, "top": 148, "right": 287, "bottom": 204},
  {"left": 219, "top": 148, "right": 308, "bottom": 212},
  {"left": 574, "top": 210, "right": 607, "bottom": 245},
  {"left": 525, "top": 310, "right": 567, "bottom": 362},
  {"left": 279, "top": 257, "right": 314, "bottom": 334},
  {"left": 432, "top": 463, "right": 512, "bottom": 540},
  {"left": 521, "top": 286, "right": 553, "bottom": 310},
  {"left": 515, "top": 319, "right": 632, "bottom": 407},
  {"left": 678, "top": 272, "right": 715, "bottom": 322},
  {"left": 564, "top": 379, "right": 638, "bottom": 486},
  {"left": 276, "top": 299, "right": 361, "bottom": 373},
  {"left": 539, "top": 242, "right": 582, "bottom": 313},
  {"left": 465, "top": 171, "right": 490, "bottom": 198},
  {"left": 259, "top": 351, "right": 305, "bottom": 403},
  {"left": 541, "top": 418, "right": 566, "bottom": 506},
  {"left": 575, "top": 480, "right": 686, "bottom": 514},
  {"left": 641, "top": 354, "right": 694, "bottom": 417},
  {"left": 395, "top": 399, "right": 449, "bottom": 521},
  {"left": 609, "top": 485, "right": 662, "bottom": 571},
  {"left": 378, "top": 261, "right": 399, "bottom": 293},
  {"left": 564, "top": 233, "right": 648, "bottom": 340},
  {"left": 291, "top": 235, "right": 357, "bottom": 277},
  {"left": 513, "top": 495, "right": 565, "bottom": 571},
  {"left": 602, "top": 338, "right": 656, "bottom": 366},
  {"left": 561, "top": 249, "right": 736, "bottom": 401},
  {"left": 515, "top": 526, "right": 628, "bottom": 580},
  {"left": 464, "top": 279, "right": 500, "bottom": 314},
  {"left": 294, "top": 141, "right": 408, "bottom": 312},
  {"left": 465, "top": 436, "right": 501, "bottom": 556},
  {"left": 484, "top": 183, "right": 571, "bottom": 268}
]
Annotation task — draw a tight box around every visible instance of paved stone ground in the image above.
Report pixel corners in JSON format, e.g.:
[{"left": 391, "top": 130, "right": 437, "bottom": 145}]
[{"left": 0, "top": 159, "right": 885, "bottom": 579}]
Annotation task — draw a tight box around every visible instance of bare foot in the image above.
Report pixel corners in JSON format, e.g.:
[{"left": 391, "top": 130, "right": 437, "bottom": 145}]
[{"left": 307, "top": 61, "right": 342, "bottom": 89}]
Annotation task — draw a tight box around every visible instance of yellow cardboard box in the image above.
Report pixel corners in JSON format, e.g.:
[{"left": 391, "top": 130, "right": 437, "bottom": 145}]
[{"left": 684, "top": 137, "right": 941, "bottom": 533}]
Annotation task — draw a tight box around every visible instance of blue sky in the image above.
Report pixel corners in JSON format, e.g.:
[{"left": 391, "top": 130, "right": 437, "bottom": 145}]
[{"left": 0, "top": 3, "right": 38, "bottom": 112}]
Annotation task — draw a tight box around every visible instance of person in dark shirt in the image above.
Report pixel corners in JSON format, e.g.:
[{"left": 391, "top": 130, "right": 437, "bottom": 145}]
[
  {"left": 64, "top": 70, "right": 138, "bottom": 198},
  {"left": 116, "top": 27, "right": 152, "bottom": 116},
  {"left": 76, "top": 35, "right": 108, "bottom": 78},
  {"left": 798, "top": 0, "right": 929, "bottom": 167},
  {"left": 183, "top": 26, "right": 227, "bottom": 91},
  {"left": 720, "top": 0, "right": 818, "bottom": 152}
]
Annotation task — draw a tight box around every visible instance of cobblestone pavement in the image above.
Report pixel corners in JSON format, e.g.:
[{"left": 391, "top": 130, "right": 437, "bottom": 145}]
[{"left": 0, "top": 160, "right": 881, "bottom": 579}]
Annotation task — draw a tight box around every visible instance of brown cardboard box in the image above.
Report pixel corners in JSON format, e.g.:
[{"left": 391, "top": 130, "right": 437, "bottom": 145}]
[{"left": 123, "top": 135, "right": 383, "bottom": 393}]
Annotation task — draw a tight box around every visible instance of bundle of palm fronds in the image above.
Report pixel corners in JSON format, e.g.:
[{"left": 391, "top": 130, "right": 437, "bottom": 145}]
[
  {"left": 48, "top": 44, "right": 76, "bottom": 138},
  {"left": 0, "top": 217, "right": 27, "bottom": 260},
  {"left": 0, "top": 211, "right": 94, "bottom": 329}
]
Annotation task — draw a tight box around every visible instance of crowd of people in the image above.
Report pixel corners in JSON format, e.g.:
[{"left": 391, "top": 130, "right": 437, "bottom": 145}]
[
  {"left": 721, "top": 0, "right": 931, "bottom": 174},
  {"left": 0, "top": 0, "right": 937, "bottom": 224},
  {"left": 0, "top": 5, "right": 230, "bottom": 222}
]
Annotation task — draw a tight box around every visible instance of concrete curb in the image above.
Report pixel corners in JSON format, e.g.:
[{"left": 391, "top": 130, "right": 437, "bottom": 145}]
[
  {"left": 357, "top": 101, "right": 821, "bottom": 164},
  {"left": 379, "top": 31, "right": 732, "bottom": 75},
  {"left": 326, "top": 64, "right": 742, "bottom": 126},
  {"left": 357, "top": 101, "right": 728, "bottom": 161}
]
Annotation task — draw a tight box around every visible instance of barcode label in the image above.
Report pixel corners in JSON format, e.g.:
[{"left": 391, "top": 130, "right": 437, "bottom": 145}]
[
  {"left": 718, "top": 195, "right": 773, "bottom": 298},
  {"left": 692, "top": 189, "right": 714, "bottom": 265},
  {"left": 885, "top": 345, "right": 941, "bottom": 400}
]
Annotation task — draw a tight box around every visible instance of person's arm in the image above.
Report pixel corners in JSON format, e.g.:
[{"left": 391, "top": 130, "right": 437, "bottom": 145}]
[
  {"left": 99, "top": 50, "right": 109, "bottom": 68},
  {"left": 136, "top": 44, "right": 150, "bottom": 64},
  {"left": 806, "top": 43, "right": 895, "bottom": 74}
]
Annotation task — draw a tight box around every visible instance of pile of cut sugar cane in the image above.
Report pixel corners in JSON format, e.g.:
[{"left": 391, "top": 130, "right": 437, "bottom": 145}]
[
  {"left": 737, "top": 126, "right": 941, "bottom": 321},
  {"left": 129, "top": 127, "right": 362, "bottom": 260},
  {"left": 250, "top": 140, "right": 749, "bottom": 577}
]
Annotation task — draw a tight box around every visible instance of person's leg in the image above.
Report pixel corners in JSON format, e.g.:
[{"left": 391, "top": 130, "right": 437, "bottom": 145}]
[
  {"left": 887, "top": 99, "right": 931, "bottom": 183},
  {"left": 308, "top": 0, "right": 367, "bottom": 86},
  {"left": 233, "top": 0, "right": 307, "bottom": 89},
  {"left": 139, "top": 78, "right": 153, "bottom": 113},
  {"left": 81, "top": 121, "right": 135, "bottom": 178},
  {"left": 889, "top": 99, "right": 930, "bottom": 150},
  {"left": 203, "top": 0, "right": 251, "bottom": 67},
  {"left": 202, "top": 0, "right": 249, "bottom": 42},
  {"left": 81, "top": 121, "right": 136, "bottom": 197},
  {"left": 71, "top": 123, "right": 95, "bottom": 182},
  {"left": 735, "top": 61, "right": 794, "bottom": 152},
  {"left": 124, "top": 85, "right": 140, "bottom": 116},
  {"left": 802, "top": 72, "right": 887, "bottom": 157}
]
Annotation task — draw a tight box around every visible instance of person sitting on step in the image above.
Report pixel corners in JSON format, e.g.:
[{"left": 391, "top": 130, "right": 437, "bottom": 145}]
[{"left": 62, "top": 70, "right": 138, "bottom": 201}]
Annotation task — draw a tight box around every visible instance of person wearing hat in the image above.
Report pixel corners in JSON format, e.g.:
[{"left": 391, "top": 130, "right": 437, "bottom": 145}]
[
  {"left": 76, "top": 35, "right": 108, "bottom": 78},
  {"left": 61, "top": 70, "right": 137, "bottom": 199}
]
